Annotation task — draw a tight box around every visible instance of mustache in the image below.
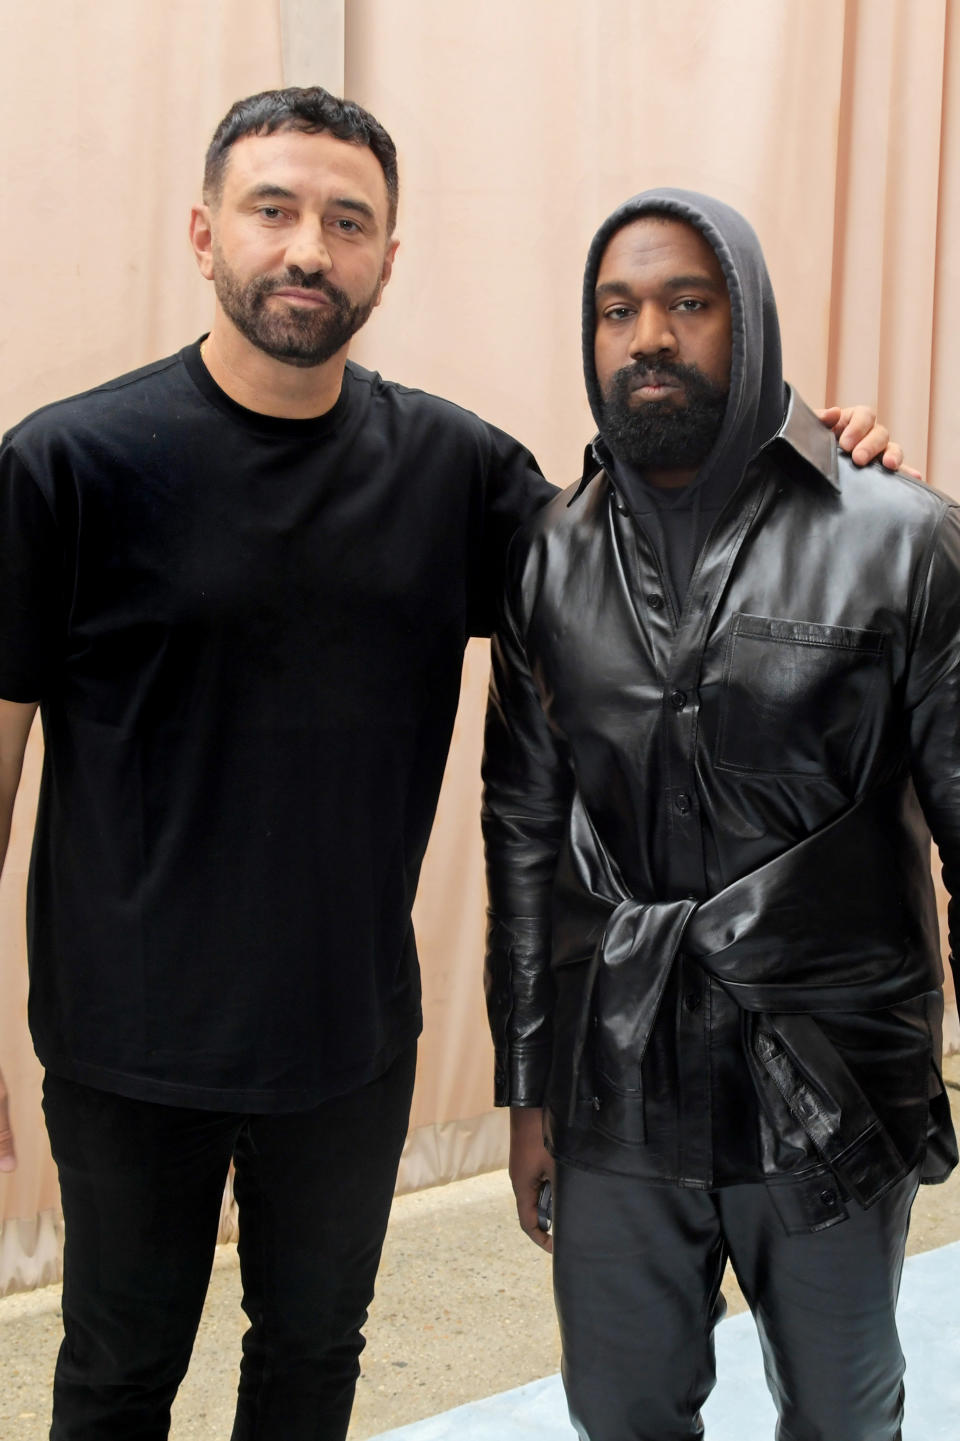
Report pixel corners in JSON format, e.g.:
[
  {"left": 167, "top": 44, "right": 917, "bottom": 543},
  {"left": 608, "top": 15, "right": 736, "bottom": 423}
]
[
  {"left": 255, "top": 267, "right": 351, "bottom": 308},
  {"left": 615, "top": 358, "right": 706, "bottom": 387}
]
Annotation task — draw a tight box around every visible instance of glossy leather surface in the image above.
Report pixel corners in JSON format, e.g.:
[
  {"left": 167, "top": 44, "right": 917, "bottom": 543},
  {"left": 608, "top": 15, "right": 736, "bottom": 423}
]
[{"left": 482, "top": 392, "right": 960, "bottom": 1213}]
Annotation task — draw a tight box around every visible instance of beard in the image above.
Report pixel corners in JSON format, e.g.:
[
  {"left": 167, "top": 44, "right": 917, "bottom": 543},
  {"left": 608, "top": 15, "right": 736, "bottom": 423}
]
[
  {"left": 212, "top": 246, "right": 380, "bottom": 369},
  {"left": 600, "top": 359, "right": 728, "bottom": 470}
]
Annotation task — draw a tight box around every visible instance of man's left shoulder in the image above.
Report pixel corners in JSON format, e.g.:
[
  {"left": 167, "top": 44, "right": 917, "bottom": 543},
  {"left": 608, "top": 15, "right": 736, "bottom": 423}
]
[
  {"left": 343, "top": 363, "right": 553, "bottom": 522},
  {"left": 835, "top": 452, "right": 957, "bottom": 531},
  {"left": 344, "top": 360, "right": 519, "bottom": 450}
]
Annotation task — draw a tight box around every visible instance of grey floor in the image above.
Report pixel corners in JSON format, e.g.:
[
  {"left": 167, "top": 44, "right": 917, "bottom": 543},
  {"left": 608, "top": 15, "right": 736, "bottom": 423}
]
[
  {"left": 3, "top": 1067, "right": 960, "bottom": 1439},
  {"left": 368, "top": 1239, "right": 960, "bottom": 1440}
]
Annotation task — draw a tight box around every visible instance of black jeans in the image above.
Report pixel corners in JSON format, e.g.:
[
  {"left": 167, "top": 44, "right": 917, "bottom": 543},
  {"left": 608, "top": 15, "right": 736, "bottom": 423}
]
[
  {"left": 553, "top": 1161, "right": 920, "bottom": 1441},
  {"left": 42, "top": 1042, "right": 417, "bottom": 1441}
]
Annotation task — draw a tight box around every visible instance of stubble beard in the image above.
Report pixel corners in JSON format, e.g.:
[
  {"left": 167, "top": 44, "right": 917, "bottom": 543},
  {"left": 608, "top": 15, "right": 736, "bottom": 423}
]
[
  {"left": 212, "top": 243, "right": 381, "bottom": 369},
  {"left": 601, "top": 360, "right": 728, "bottom": 471}
]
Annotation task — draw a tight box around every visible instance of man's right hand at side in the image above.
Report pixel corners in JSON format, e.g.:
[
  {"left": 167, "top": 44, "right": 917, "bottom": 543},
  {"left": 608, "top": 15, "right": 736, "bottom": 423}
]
[
  {"left": 509, "top": 1106, "right": 555, "bottom": 1253},
  {"left": 0, "top": 699, "right": 40, "bottom": 1178},
  {"left": 0, "top": 1065, "right": 16, "bottom": 1172}
]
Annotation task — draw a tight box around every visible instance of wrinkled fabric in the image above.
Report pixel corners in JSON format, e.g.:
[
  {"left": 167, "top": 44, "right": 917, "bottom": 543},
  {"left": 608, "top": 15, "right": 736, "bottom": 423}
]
[
  {"left": 482, "top": 189, "right": 960, "bottom": 1224},
  {"left": 553, "top": 1161, "right": 918, "bottom": 1441}
]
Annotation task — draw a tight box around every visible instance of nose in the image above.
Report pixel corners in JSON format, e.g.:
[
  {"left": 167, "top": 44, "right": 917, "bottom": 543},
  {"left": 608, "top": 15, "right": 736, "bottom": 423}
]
[
  {"left": 283, "top": 220, "right": 332, "bottom": 276},
  {"left": 627, "top": 304, "right": 678, "bottom": 361}
]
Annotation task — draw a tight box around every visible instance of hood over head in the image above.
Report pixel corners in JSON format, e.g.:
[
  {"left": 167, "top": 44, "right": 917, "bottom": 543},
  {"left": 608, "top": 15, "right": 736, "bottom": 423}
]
[{"left": 582, "top": 187, "right": 787, "bottom": 491}]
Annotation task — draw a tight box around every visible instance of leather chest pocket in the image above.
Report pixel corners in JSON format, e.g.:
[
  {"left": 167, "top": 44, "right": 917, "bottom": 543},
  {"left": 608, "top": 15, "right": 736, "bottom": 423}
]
[{"left": 716, "top": 613, "right": 885, "bottom": 777}]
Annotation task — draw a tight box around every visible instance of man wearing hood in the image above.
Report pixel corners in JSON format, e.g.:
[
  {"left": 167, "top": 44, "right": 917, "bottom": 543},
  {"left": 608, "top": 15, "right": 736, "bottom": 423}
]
[{"left": 482, "top": 190, "right": 960, "bottom": 1441}]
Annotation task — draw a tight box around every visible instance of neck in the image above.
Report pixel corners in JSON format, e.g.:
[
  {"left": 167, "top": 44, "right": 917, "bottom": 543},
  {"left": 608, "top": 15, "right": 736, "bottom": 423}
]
[
  {"left": 645, "top": 466, "right": 697, "bottom": 490},
  {"left": 201, "top": 314, "right": 347, "bottom": 419}
]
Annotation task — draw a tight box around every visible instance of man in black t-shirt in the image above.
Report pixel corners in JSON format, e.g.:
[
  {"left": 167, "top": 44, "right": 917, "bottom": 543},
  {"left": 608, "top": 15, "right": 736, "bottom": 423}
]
[{"left": 0, "top": 87, "right": 905, "bottom": 1440}]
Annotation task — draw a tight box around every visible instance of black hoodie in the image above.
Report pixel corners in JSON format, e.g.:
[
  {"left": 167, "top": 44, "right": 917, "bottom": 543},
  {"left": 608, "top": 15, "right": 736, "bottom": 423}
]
[{"left": 581, "top": 188, "right": 788, "bottom": 609}]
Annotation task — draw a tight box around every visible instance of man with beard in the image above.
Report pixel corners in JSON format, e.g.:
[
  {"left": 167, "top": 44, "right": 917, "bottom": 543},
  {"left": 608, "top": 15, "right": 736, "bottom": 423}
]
[
  {"left": 0, "top": 90, "right": 901, "bottom": 1439},
  {"left": 483, "top": 191, "right": 959, "bottom": 1441},
  {"left": 0, "top": 87, "right": 553, "bottom": 1441}
]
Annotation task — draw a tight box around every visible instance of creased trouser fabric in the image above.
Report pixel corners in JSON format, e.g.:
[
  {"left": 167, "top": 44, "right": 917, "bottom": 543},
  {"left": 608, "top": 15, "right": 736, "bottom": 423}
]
[
  {"left": 553, "top": 1160, "right": 919, "bottom": 1441},
  {"left": 42, "top": 1042, "right": 416, "bottom": 1441}
]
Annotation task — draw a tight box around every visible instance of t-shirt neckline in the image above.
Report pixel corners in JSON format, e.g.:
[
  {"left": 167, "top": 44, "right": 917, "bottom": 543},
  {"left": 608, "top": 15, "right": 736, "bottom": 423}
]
[{"left": 181, "top": 337, "right": 354, "bottom": 439}]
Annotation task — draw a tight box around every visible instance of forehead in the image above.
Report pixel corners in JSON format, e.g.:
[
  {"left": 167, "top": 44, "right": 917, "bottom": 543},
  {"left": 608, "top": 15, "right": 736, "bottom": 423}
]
[
  {"left": 596, "top": 216, "right": 726, "bottom": 293},
  {"left": 221, "top": 129, "right": 389, "bottom": 217}
]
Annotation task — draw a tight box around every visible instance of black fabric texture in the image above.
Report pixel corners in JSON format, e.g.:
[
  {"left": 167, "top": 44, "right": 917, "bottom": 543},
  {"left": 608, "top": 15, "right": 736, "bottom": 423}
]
[
  {"left": 43, "top": 1043, "right": 417, "bottom": 1439},
  {"left": 0, "top": 343, "right": 553, "bottom": 1110}
]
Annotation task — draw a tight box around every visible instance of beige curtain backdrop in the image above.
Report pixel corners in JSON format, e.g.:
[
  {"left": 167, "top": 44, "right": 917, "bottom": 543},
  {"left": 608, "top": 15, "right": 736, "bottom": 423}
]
[{"left": 0, "top": 0, "right": 957, "bottom": 1292}]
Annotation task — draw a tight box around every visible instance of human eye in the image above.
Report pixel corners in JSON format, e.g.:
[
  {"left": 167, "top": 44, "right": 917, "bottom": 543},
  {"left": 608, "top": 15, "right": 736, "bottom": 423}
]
[
  {"left": 332, "top": 216, "right": 362, "bottom": 234},
  {"left": 257, "top": 206, "right": 286, "bottom": 222},
  {"left": 601, "top": 304, "right": 634, "bottom": 322},
  {"left": 673, "top": 297, "right": 707, "bottom": 312}
]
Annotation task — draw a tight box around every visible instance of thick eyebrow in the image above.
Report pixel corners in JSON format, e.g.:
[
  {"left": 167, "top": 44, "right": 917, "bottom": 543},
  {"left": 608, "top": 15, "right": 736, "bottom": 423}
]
[
  {"left": 330, "top": 196, "right": 377, "bottom": 222},
  {"left": 244, "top": 183, "right": 298, "bottom": 203},
  {"left": 242, "top": 183, "right": 377, "bottom": 222},
  {"left": 595, "top": 273, "right": 725, "bottom": 302}
]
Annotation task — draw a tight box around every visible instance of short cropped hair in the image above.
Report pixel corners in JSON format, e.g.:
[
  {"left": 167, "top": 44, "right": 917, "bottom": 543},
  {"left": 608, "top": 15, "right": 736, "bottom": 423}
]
[{"left": 203, "top": 86, "right": 399, "bottom": 233}]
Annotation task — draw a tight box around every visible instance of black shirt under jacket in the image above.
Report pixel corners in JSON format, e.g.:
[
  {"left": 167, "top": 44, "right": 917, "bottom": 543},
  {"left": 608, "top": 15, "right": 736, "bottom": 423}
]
[
  {"left": 0, "top": 343, "right": 554, "bottom": 1111},
  {"left": 482, "top": 391, "right": 960, "bottom": 1232}
]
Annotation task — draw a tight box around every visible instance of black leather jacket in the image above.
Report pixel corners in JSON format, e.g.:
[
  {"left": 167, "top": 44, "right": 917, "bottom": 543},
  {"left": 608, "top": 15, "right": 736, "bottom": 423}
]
[{"left": 482, "top": 393, "right": 960, "bottom": 1232}]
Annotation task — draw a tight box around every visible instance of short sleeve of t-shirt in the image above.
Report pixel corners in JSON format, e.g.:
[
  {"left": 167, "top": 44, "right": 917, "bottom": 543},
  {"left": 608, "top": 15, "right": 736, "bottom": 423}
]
[
  {"left": 0, "top": 437, "right": 63, "bottom": 701},
  {"left": 470, "top": 425, "right": 554, "bottom": 638}
]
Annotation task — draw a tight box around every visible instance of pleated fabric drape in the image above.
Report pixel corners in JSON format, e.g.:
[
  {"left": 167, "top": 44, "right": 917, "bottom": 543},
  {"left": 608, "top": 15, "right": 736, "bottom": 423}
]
[{"left": 1, "top": 0, "right": 957, "bottom": 1292}]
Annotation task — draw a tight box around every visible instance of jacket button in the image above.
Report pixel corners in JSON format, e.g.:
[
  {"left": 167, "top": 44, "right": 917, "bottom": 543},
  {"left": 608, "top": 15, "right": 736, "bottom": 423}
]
[
  {"left": 669, "top": 689, "right": 687, "bottom": 711},
  {"left": 646, "top": 593, "right": 664, "bottom": 610},
  {"left": 819, "top": 1188, "right": 838, "bottom": 1209},
  {"left": 592, "top": 1095, "right": 602, "bottom": 1111},
  {"left": 675, "top": 792, "right": 692, "bottom": 815},
  {"left": 684, "top": 989, "right": 701, "bottom": 1013}
]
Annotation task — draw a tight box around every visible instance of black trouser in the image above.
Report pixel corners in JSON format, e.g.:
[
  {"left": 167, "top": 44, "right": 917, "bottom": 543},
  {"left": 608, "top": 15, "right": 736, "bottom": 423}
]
[
  {"left": 42, "top": 1042, "right": 417, "bottom": 1441},
  {"left": 552, "top": 1161, "right": 920, "bottom": 1441}
]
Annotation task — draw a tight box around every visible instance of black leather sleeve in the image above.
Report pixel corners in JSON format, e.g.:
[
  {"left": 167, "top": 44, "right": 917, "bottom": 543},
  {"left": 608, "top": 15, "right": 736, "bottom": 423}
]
[
  {"left": 481, "top": 577, "right": 572, "bottom": 1107},
  {"left": 905, "top": 502, "right": 960, "bottom": 993}
]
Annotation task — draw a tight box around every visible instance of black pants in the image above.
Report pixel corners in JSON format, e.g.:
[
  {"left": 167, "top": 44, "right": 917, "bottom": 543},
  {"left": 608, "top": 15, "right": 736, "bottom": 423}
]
[
  {"left": 552, "top": 1162, "right": 920, "bottom": 1441},
  {"left": 42, "top": 1042, "right": 417, "bottom": 1441}
]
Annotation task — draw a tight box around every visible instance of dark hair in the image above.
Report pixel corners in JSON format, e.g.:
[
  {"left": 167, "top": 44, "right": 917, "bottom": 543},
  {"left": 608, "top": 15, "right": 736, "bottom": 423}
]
[{"left": 203, "top": 86, "right": 399, "bottom": 233}]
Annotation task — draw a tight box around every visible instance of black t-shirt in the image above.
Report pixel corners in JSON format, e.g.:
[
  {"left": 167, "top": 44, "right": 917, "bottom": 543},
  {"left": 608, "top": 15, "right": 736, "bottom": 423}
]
[{"left": 0, "top": 342, "right": 553, "bottom": 1110}]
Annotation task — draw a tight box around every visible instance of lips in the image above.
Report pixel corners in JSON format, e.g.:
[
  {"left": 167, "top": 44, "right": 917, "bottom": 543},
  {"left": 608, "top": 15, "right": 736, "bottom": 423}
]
[
  {"left": 629, "top": 372, "right": 686, "bottom": 402},
  {"left": 630, "top": 370, "right": 682, "bottom": 392},
  {"left": 270, "top": 288, "right": 331, "bottom": 306}
]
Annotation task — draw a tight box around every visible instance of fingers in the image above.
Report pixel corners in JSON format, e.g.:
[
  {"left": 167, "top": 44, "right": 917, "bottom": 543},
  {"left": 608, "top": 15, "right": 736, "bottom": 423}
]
[
  {"left": 882, "top": 445, "right": 922, "bottom": 479},
  {"left": 836, "top": 407, "right": 888, "bottom": 466},
  {"left": 848, "top": 431, "right": 920, "bottom": 478},
  {"left": 0, "top": 1069, "right": 16, "bottom": 1173},
  {"left": 815, "top": 406, "right": 843, "bottom": 435},
  {"left": 508, "top": 1105, "right": 554, "bottom": 1253},
  {"left": 513, "top": 1172, "right": 554, "bottom": 1253},
  {"left": 516, "top": 1192, "right": 553, "bottom": 1253},
  {"left": 816, "top": 405, "right": 921, "bottom": 478}
]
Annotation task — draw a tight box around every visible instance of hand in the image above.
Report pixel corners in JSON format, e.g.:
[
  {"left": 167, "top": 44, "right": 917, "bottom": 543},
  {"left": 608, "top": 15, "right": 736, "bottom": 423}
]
[
  {"left": 816, "top": 406, "right": 921, "bottom": 479},
  {"left": 509, "top": 1106, "right": 555, "bottom": 1253},
  {"left": 0, "top": 1065, "right": 15, "bottom": 1173}
]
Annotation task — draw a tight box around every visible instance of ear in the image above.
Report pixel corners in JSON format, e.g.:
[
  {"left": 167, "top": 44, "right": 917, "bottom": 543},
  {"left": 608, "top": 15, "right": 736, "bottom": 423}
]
[
  {"left": 189, "top": 204, "right": 216, "bottom": 281},
  {"left": 375, "top": 237, "right": 400, "bottom": 307}
]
